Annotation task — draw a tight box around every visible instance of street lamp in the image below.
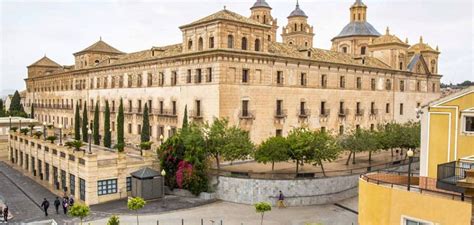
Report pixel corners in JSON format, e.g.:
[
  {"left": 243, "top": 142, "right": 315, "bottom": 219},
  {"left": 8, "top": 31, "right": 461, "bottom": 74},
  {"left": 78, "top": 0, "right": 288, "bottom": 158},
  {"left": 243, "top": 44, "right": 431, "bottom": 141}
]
[
  {"left": 88, "top": 129, "right": 92, "bottom": 154},
  {"left": 159, "top": 134, "right": 164, "bottom": 144},
  {"left": 42, "top": 122, "right": 47, "bottom": 140},
  {"left": 406, "top": 149, "right": 414, "bottom": 191},
  {"left": 161, "top": 169, "right": 167, "bottom": 200},
  {"left": 19, "top": 119, "right": 22, "bottom": 130},
  {"left": 58, "top": 124, "right": 63, "bottom": 145}
]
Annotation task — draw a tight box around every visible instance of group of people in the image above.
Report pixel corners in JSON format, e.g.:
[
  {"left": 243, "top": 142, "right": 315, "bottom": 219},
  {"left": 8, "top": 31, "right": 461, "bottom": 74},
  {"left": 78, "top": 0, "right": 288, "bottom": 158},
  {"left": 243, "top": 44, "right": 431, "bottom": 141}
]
[{"left": 40, "top": 195, "right": 74, "bottom": 217}]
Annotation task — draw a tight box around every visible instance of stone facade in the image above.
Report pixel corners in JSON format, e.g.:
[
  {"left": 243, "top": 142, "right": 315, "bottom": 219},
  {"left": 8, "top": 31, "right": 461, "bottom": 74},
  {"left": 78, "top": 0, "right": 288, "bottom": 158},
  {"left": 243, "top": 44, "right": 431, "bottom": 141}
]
[{"left": 23, "top": 0, "right": 441, "bottom": 145}]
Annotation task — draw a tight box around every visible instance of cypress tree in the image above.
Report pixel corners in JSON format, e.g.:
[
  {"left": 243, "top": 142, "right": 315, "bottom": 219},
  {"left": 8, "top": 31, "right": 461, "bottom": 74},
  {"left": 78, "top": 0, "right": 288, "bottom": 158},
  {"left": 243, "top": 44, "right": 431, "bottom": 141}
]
[
  {"left": 104, "top": 101, "right": 111, "bottom": 148},
  {"left": 182, "top": 104, "right": 188, "bottom": 129},
  {"left": 82, "top": 102, "right": 88, "bottom": 142},
  {"left": 117, "top": 98, "right": 124, "bottom": 145},
  {"left": 9, "top": 91, "right": 22, "bottom": 112},
  {"left": 0, "top": 99, "right": 5, "bottom": 117},
  {"left": 93, "top": 102, "right": 100, "bottom": 145},
  {"left": 74, "top": 103, "right": 81, "bottom": 140},
  {"left": 141, "top": 103, "right": 150, "bottom": 142},
  {"left": 30, "top": 103, "right": 35, "bottom": 119}
]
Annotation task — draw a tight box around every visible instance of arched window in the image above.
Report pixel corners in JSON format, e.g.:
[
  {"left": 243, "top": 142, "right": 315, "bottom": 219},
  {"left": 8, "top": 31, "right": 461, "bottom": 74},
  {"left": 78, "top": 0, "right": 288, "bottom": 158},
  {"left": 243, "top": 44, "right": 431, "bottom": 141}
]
[
  {"left": 94, "top": 60, "right": 99, "bottom": 65},
  {"left": 360, "top": 46, "right": 366, "bottom": 55},
  {"left": 431, "top": 60, "right": 436, "bottom": 73},
  {"left": 209, "top": 36, "right": 214, "bottom": 48},
  {"left": 342, "top": 46, "right": 347, "bottom": 53},
  {"left": 227, "top": 35, "right": 234, "bottom": 48},
  {"left": 305, "top": 42, "right": 308, "bottom": 47},
  {"left": 300, "top": 23, "right": 303, "bottom": 31},
  {"left": 198, "top": 37, "right": 203, "bottom": 51},
  {"left": 187, "top": 39, "right": 193, "bottom": 50},
  {"left": 241, "top": 37, "right": 247, "bottom": 50},
  {"left": 399, "top": 62, "right": 403, "bottom": 70},
  {"left": 263, "top": 15, "right": 266, "bottom": 24},
  {"left": 358, "top": 13, "right": 361, "bottom": 20},
  {"left": 254, "top": 39, "right": 260, "bottom": 51},
  {"left": 294, "top": 23, "right": 297, "bottom": 31}
]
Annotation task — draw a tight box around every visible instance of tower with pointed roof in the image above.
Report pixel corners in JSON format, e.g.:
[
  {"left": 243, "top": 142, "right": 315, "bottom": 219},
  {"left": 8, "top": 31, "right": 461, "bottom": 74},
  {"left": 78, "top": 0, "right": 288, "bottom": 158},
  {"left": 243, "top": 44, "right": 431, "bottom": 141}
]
[
  {"left": 250, "top": 0, "right": 278, "bottom": 42},
  {"left": 27, "top": 55, "right": 62, "bottom": 78},
  {"left": 407, "top": 36, "right": 440, "bottom": 74},
  {"left": 369, "top": 27, "right": 410, "bottom": 70},
  {"left": 73, "top": 39, "right": 124, "bottom": 69},
  {"left": 281, "top": 0, "right": 314, "bottom": 48},
  {"left": 331, "top": 0, "right": 380, "bottom": 56}
]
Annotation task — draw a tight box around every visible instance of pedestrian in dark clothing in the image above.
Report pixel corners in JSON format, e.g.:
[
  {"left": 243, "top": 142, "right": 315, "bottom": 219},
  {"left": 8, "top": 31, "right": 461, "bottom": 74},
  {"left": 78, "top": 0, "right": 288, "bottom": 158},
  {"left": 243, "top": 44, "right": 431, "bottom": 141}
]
[
  {"left": 62, "top": 197, "right": 69, "bottom": 215},
  {"left": 54, "top": 197, "right": 61, "bottom": 214},
  {"left": 40, "top": 198, "right": 50, "bottom": 216},
  {"left": 3, "top": 205, "right": 8, "bottom": 222},
  {"left": 69, "top": 195, "right": 74, "bottom": 207},
  {"left": 277, "top": 190, "right": 286, "bottom": 208}
]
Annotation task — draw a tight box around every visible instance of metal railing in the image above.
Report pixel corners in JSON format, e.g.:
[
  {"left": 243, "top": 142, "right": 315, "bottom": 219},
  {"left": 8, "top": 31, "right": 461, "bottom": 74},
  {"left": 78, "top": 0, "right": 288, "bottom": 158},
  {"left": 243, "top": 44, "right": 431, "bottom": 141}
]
[
  {"left": 320, "top": 109, "right": 330, "bottom": 118},
  {"left": 211, "top": 157, "right": 418, "bottom": 180},
  {"left": 436, "top": 161, "right": 469, "bottom": 193},
  {"left": 274, "top": 109, "right": 287, "bottom": 118},
  {"left": 238, "top": 110, "right": 255, "bottom": 120},
  {"left": 355, "top": 109, "right": 365, "bottom": 117},
  {"left": 297, "top": 108, "right": 311, "bottom": 118},
  {"left": 338, "top": 109, "right": 350, "bottom": 117}
]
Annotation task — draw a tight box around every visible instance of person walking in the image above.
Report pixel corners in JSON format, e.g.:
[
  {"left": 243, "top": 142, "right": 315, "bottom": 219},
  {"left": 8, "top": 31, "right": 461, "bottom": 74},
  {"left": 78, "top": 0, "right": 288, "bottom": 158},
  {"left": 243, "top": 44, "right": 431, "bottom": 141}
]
[
  {"left": 40, "top": 198, "right": 50, "bottom": 216},
  {"left": 54, "top": 197, "right": 61, "bottom": 214},
  {"left": 277, "top": 190, "right": 286, "bottom": 209},
  {"left": 62, "top": 197, "right": 69, "bottom": 215},
  {"left": 69, "top": 195, "right": 74, "bottom": 207},
  {"left": 3, "top": 205, "right": 8, "bottom": 222}
]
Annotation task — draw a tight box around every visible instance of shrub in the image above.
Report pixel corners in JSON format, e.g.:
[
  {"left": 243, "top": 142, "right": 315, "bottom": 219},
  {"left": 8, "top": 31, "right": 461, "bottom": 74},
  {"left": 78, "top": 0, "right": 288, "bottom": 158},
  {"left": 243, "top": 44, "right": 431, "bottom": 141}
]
[
  {"left": 46, "top": 136, "right": 57, "bottom": 144},
  {"left": 68, "top": 204, "right": 90, "bottom": 225},
  {"left": 255, "top": 202, "right": 272, "bottom": 225},
  {"left": 33, "top": 131, "right": 43, "bottom": 138},
  {"left": 114, "top": 143, "right": 125, "bottom": 152},
  {"left": 10, "top": 127, "right": 18, "bottom": 132},
  {"left": 139, "top": 141, "right": 152, "bottom": 150},
  {"left": 107, "top": 215, "right": 120, "bottom": 225},
  {"left": 20, "top": 128, "right": 29, "bottom": 135}
]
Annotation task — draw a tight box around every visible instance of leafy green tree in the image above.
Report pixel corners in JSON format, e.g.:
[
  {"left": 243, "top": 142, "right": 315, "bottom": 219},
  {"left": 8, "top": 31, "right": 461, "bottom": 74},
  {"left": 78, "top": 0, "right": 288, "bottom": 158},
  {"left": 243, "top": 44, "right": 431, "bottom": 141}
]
[
  {"left": 68, "top": 204, "right": 90, "bottom": 225},
  {"left": 127, "top": 197, "right": 146, "bottom": 225},
  {"left": 74, "top": 102, "right": 81, "bottom": 140},
  {"left": 30, "top": 103, "right": 34, "bottom": 119},
  {"left": 398, "top": 122, "right": 420, "bottom": 154},
  {"left": 205, "top": 118, "right": 254, "bottom": 171},
  {"left": 376, "top": 123, "right": 399, "bottom": 157},
  {"left": 340, "top": 129, "right": 365, "bottom": 165},
  {"left": 82, "top": 102, "right": 88, "bottom": 142},
  {"left": 93, "top": 102, "right": 100, "bottom": 145},
  {"left": 286, "top": 128, "right": 315, "bottom": 174},
  {"left": 8, "top": 91, "right": 27, "bottom": 117},
  {"left": 254, "top": 202, "right": 272, "bottom": 225},
  {"left": 182, "top": 104, "right": 188, "bottom": 128},
  {"left": 104, "top": 101, "right": 111, "bottom": 148},
  {"left": 254, "top": 136, "right": 289, "bottom": 171},
  {"left": 107, "top": 215, "right": 120, "bottom": 225},
  {"left": 117, "top": 99, "right": 124, "bottom": 147},
  {"left": 360, "top": 129, "right": 380, "bottom": 162},
  {"left": 310, "top": 130, "right": 341, "bottom": 176},
  {"left": 0, "top": 99, "right": 5, "bottom": 117},
  {"left": 140, "top": 103, "right": 150, "bottom": 142}
]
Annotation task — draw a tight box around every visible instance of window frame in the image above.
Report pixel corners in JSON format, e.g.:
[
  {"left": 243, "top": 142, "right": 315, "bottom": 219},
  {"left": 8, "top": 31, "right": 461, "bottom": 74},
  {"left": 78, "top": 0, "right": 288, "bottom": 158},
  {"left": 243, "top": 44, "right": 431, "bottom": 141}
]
[
  {"left": 97, "top": 178, "right": 118, "bottom": 196},
  {"left": 461, "top": 113, "right": 474, "bottom": 135}
]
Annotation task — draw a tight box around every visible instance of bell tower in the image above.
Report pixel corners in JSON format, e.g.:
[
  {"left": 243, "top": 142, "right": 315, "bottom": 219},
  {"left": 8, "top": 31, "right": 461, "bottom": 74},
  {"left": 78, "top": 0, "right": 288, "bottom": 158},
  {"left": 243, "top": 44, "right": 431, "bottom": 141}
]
[
  {"left": 281, "top": 1, "right": 314, "bottom": 48},
  {"left": 250, "top": 0, "right": 278, "bottom": 42},
  {"left": 350, "top": 0, "right": 367, "bottom": 22}
]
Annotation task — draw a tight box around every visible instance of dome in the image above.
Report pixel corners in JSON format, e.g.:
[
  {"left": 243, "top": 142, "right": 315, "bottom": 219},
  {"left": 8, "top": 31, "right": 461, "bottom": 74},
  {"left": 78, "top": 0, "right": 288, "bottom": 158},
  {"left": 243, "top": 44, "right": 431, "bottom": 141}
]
[
  {"left": 288, "top": 1, "right": 308, "bottom": 18},
  {"left": 332, "top": 21, "right": 381, "bottom": 40},
  {"left": 371, "top": 27, "right": 408, "bottom": 46},
  {"left": 251, "top": 0, "right": 271, "bottom": 10}
]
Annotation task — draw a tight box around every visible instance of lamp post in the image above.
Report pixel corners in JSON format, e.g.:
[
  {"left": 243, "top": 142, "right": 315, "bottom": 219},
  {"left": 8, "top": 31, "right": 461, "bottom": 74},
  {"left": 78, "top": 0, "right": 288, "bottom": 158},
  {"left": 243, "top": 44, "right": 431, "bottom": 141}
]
[
  {"left": 19, "top": 119, "right": 22, "bottom": 130},
  {"left": 42, "top": 122, "right": 47, "bottom": 140},
  {"left": 9, "top": 116, "right": 12, "bottom": 130},
  {"left": 88, "top": 128, "right": 92, "bottom": 154},
  {"left": 58, "top": 124, "right": 63, "bottom": 145},
  {"left": 159, "top": 134, "right": 164, "bottom": 145},
  {"left": 161, "top": 169, "right": 167, "bottom": 204},
  {"left": 407, "top": 149, "right": 414, "bottom": 191}
]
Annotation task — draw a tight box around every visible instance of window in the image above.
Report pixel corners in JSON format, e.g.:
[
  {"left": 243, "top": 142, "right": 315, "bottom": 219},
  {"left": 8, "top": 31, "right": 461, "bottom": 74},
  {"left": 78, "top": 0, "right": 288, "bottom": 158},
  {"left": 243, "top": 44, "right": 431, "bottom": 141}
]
[
  {"left": 138, "top": 100, "right": 142, "bottom": 112},
  {"left": 400, "top": 103, "right": 404, "bottom": 115},
  {"left": 360, "top": 46, "right": 366, "bottom": 55},
  {"left": 254, "top": 39, "right": 260, "bottom": 51},
  {"left": 171, "top": 71, "right": 177, "bottom": 86},
  {"left": 159, "top": 72, "right": 165, "bottom": 86},
  {"left": 242, "top": 69, "right": 249, "bottom": 83},
  {"left": 371, "top": 78, "right": 376, "bottom": 90},
  {"left": 416, "top": 81, "right": 420, "bottom": 92},
  {"left": 195, "top": 69, "right": 202, "bottom": 83},
  {"left": 276, "top": 129, "right": 283, "bottom": 137},
  {"left": 209, "top": 37, "right": 214, "bottom": 48},
  {"left": 276, "top": 100, "right": 283, "bottom": 116},
  {"left": 386, "top": 103, "right": 390, "bottom": 113},
  {"left": 386, "top": 79, "right": 392, "bottom": 90},
  {"left": 207, "top": 68, "right": 212, "bottom": 82},
  {"left": 403, "top": 217, "right": 433, "bottom": 225},
  {"left": 195, "top": 100, "right": 201, "bottom": 117},
  {"left": 70, "top": 174, "right": 75, "bottom": 195},
  {"left": 432, "top": 83, "right": 436, "bottom": 92},
  {"left": 340, "top": 76, "right": 345, "bottom": 88},
  {"left": 79, "top": 178, "right": 85, "bottom": 201},
  {"left": 187, "top": 69, "right": 192, "bottom": 83},
  {"left": 321, "top": 75, "right": 327, "bottom": 88},
  {"left": 147, "top": 73, "right": 153, "bottom": 86},
  {"left": 241, "top": 37, "right": 248, "bottom": 50},
  {"left": 159, "top": 101, "right": 164, "bottom": 114},
  {"left": 187, "top": 39, "right": 193, "bottom": 50},
  {"left": 356, "top": 77, "right": 362, "bottom": 89},
  {"left": 463, "top": 116, "right": 474, "bottom": 133},
  {"left": 320, "top": 101, "right": 327, "bottom": 115},
  {"left": 242, "top": 100, "right": 249, "bottom": 117},
  {"left": 370, "top": 102, "right": 376, "bottom": 115},
  {"left": 339, "top": 101, "right": 345, "bottom": 115},
  {"left": 300, "top": 101, "right": 306, "bottom": 115},
  {"left": 126, "top": 177, "right": 132, "bottom": 192},
  {"left": 300, "top": 73, "right": 307, "bottom": 86},
  {"left": 171, "top": 101, "right": 176, "bottom": 115},
  {"left": 399, "top": 62, "right": 403, "bottom": 70},
  {"left": 61, "top": 170, "right": 66, "bottom": 191},
  {"left": 227, "top": 35, "right": 234, "bottom": 48},
  {"left": 138, "top": 124, "right": 142, "bottom": 134},
  {"left": 356, "top": 102, "right": 361, "bottom": 115},
  {"left": 128, "top": 123, "right": 132, "bottom": 134},
  {"left": 97, "top": 179, "right": 117, "bottom": 196},
  {"left": 277, "top": 71, "right": 284, "bottom": 85},
  {"left": 198, "top": 37, "right": 203, "bottom": 51},
  {"left": 400, "top": 80, "right": 405, "bottom": 92},
  {"left": 339, "top": 125, "right": 344, "bottom": 135},
  {"left": 342, "top": 46, "right": 347, "bottom": 53}
]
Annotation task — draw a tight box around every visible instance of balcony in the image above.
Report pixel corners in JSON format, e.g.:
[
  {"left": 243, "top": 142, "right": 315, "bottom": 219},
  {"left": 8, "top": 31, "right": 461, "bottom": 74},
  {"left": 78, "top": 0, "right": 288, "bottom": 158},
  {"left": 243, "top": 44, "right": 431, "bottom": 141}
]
[
  {"left": 189, "top": 110, "right": 203, "bottom": 120},
  {"left": 152, "top": 109, "right": 177, "bottom": 117},
  {"left": 298, "top": 108, "right": 311, "bottom": 118},
  {"left": 239, "top": 110, "right": 255, "bottom": 120},
  {"left": 437, "top": 161, "right": 469, "bottom": 193},
  {"left": 320, "top": 109, "right": 330, "bottom": 118},
  {"left": 355, "top": 109, "right": 365, "bottom": 117},
  {"left": 274, "top": 109, "right": 287, "bottom": 119},
  {"left": 338, "top": 109, "right": 349, "bottom": 118},
  {"left": 370, "top": 109, "right": 379, "bottom": 117}
]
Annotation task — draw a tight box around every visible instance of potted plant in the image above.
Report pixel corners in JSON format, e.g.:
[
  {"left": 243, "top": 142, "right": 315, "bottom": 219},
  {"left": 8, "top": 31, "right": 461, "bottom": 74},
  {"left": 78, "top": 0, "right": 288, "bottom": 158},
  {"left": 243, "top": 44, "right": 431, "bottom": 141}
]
[
  {"left": 10, "top": 127, "right": 18, "bottom": 132},
  {"left": 28, "top": 124, "right": 35, "bottom": 136},
  {"left": 114, "top": 143, "right": 125, "bottom": 153},
  {"left": 65, "top": 140, "right": 85, "bottom": 152},
  {"left": 33, "top": 131, "right": 43, "bottom": 139},
  {"left": 46, "top": 136, "right": 57, "bottom": 144},
  {"left": 20, "top": 128, "right": 29, "bottom": 135}
]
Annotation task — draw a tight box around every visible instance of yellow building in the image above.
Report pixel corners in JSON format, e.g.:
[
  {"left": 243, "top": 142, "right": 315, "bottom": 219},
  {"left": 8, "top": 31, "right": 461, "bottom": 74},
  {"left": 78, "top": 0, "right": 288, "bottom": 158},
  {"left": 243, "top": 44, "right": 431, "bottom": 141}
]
[{"left": 359, "top": 86, "right": 474, "bottom": 225}]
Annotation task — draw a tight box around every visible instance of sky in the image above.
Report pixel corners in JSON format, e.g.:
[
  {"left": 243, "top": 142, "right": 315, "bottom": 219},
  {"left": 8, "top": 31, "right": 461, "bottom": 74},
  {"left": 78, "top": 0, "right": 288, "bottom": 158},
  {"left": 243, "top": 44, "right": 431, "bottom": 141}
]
[{"left": 0, "top": 0, "right": 473, "bottom": 95}]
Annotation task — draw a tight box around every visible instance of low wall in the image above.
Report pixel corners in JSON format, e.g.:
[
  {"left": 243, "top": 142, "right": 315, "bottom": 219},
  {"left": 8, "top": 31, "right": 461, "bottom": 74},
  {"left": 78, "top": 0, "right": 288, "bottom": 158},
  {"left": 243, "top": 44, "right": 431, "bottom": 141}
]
[{"left": 216, "top": 174, "right": 359, "bottom": 206}]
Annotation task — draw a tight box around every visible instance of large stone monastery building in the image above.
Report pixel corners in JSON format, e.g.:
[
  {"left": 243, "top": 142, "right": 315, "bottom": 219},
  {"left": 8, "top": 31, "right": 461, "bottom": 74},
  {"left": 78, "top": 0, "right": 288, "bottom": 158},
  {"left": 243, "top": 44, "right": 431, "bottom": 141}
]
[{"left": 24, "top": 0, "right": 441, "bottom": 144}]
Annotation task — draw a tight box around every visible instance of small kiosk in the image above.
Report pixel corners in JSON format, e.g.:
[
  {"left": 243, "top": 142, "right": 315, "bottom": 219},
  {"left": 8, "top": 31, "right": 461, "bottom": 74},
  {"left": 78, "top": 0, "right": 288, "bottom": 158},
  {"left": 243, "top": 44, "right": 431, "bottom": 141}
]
[{"left": 130, "top": 167, "right": 164, "bottom": 200}]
